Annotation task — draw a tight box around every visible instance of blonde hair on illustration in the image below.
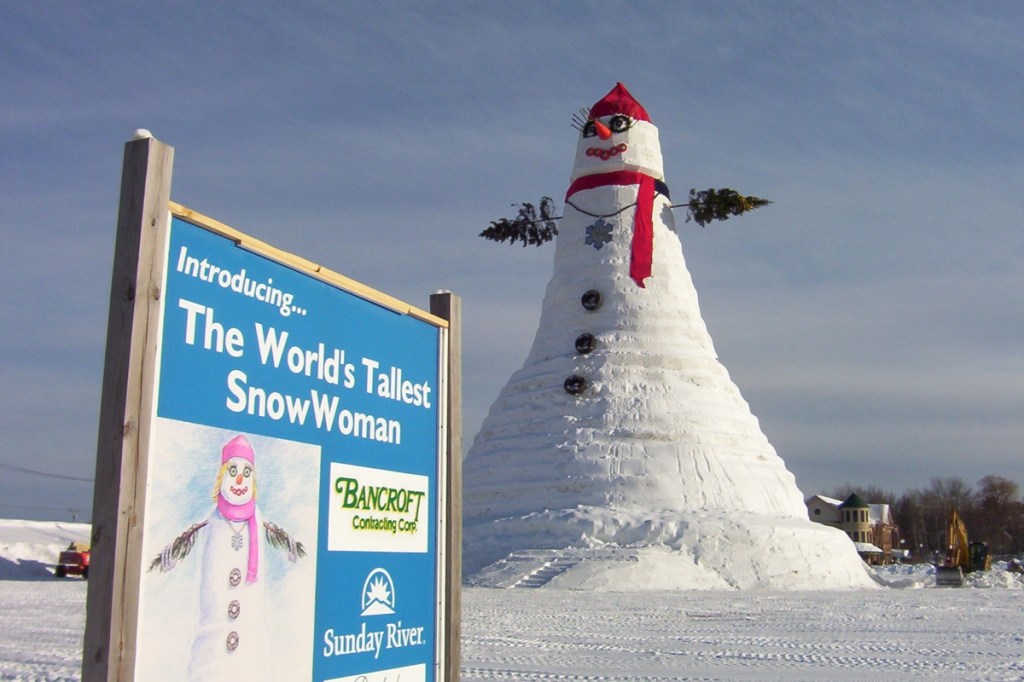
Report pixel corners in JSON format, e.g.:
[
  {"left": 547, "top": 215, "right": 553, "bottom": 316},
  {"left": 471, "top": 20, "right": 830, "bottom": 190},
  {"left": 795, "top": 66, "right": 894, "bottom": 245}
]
[{"left": 211, "top": 460, "right": 258, "bottom": 502}]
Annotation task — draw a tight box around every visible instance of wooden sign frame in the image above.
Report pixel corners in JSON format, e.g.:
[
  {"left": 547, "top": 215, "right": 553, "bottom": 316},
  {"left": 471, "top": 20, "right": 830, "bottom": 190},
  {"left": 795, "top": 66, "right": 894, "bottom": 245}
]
[{"left": 84, "top": 136, "right": 461, "bottom": 681}]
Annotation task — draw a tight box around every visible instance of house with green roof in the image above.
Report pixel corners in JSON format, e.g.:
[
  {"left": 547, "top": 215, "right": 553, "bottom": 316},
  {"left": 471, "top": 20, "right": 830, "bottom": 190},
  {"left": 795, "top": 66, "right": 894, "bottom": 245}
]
[{"left": 805, "top": 493, "right": 901, "bottom": 565}]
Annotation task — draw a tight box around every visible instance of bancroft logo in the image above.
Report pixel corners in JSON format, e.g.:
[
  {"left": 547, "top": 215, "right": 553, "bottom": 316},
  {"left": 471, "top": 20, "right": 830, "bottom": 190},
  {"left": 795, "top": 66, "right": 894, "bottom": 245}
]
[
  {"left": 327, "top": 462, "right": 429, "bottom": 553},
  {"left": 361, "top": 568, "right": 395, "bottom": 616},
  {"left": 335, "top": 475, "right": 426, "bottom": 534}
]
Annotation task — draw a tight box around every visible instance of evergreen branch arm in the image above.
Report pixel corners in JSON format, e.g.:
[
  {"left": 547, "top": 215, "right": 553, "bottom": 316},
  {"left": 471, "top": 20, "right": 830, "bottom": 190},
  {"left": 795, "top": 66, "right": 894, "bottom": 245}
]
[
  {"left": 681, "top": 188, "right": 772, "bottom": 227},
  {"left": 479, "top": 197, "right": 559, "bottom": 246},
  {"left": 148, "top": 521, "right": 208, "bottom": 572},
  {"left": 264, "top": 521, "right": 307, "bottom": 562}
]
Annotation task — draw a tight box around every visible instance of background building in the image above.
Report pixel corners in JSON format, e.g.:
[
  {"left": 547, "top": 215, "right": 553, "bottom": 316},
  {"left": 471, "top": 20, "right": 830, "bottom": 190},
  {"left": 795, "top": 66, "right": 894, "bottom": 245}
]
[{"left": 806, "top": 494, "right": 901, "bottom": 565}]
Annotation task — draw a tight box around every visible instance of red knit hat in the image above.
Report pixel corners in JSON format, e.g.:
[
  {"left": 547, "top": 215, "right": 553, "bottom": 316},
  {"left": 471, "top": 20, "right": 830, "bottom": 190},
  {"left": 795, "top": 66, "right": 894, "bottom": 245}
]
[{"left": 588, "top": 82, "right": 651, "bottom": 122}]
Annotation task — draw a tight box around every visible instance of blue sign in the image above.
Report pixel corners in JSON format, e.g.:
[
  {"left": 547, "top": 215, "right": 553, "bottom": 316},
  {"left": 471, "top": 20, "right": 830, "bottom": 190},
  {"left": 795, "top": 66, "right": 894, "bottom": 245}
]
[{"left": 135, "top": 216, "right": 442, "bottom": 682}]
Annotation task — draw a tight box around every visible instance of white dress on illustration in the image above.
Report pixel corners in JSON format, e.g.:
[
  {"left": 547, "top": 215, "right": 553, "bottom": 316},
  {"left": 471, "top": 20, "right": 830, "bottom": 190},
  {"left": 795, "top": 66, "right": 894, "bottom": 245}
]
[{"left": 185, "top": 506, "right": 272, "bottom": 681}]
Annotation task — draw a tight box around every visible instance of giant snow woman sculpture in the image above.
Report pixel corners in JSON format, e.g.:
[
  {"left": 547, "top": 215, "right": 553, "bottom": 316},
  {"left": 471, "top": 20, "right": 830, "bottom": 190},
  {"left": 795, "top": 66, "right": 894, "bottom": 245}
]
[{"left": 464, "top": 83, "right": 874, "bottom": 589}]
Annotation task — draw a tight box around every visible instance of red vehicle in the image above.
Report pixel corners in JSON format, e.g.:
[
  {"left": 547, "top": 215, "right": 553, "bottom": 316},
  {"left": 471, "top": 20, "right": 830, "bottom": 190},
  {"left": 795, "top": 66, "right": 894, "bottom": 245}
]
[{"left": 55, "top": 542, "right": 90, "bottom": 578}]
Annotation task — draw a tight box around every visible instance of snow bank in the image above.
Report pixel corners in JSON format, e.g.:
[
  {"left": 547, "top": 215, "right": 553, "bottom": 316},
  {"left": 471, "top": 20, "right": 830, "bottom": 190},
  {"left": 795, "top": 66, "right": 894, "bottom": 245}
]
[
  {"left": 969, "top": 561, "right": 1024, "bottom": 588},
  {"left": 0, "top": 518, "right": 91, "bottom": 580},
  {"left": 869, "top": 561, "right": 1024, "bottom": 589},
  {"left": 869, "top": 562, "right": 935, "bottom": 589}
]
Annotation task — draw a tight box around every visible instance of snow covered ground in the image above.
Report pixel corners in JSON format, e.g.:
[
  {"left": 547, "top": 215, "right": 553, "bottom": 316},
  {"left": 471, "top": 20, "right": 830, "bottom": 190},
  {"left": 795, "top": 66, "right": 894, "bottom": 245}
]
[
  {"left": 463, "top": 582, "right": 1024, "bottom": 681},
  {"left": 3, "top": 519, "right": 1024, "bottom": 681}
]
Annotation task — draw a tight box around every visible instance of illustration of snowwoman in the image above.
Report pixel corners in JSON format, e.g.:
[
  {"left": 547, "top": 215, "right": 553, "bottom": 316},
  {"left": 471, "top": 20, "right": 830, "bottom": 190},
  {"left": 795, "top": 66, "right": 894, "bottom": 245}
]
[{"left": 150, "top": 434, "right": 305, "bottom": 681}]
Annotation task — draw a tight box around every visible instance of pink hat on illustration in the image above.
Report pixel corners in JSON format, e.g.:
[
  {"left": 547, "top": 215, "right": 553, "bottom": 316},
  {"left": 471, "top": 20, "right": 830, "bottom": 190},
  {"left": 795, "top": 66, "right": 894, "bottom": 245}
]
[{"left": 222, "top": 434, "right": 255, "bottom": 464}]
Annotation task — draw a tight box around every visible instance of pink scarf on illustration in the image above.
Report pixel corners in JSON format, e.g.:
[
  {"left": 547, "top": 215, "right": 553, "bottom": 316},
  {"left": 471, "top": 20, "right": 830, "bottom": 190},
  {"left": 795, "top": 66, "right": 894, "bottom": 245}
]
[{"left": 218, "top": 494, "right": 259, "bottom": 583}]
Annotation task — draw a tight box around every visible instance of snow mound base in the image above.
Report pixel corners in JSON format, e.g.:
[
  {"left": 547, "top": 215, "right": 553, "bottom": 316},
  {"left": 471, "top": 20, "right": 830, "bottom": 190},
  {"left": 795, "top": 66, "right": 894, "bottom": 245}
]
[{"left": 465, "top": 507, "right": 877, "bottom": 591}]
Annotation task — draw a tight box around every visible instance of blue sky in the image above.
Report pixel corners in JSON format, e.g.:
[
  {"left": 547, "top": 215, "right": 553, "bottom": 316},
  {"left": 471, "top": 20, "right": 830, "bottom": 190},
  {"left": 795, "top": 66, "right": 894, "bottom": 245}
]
[{"left": 2, "top": 2, "right": 1021, "bottom": 521}]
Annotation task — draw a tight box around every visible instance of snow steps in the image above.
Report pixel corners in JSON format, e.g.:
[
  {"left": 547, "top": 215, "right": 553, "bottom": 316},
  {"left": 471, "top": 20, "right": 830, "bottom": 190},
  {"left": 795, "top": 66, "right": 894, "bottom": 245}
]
[
  {"left": 500, "top": 549, "right": 640, "bottom": 589},
  {"left": 510, "top": 556, "right": 582, "bottom": 588}
]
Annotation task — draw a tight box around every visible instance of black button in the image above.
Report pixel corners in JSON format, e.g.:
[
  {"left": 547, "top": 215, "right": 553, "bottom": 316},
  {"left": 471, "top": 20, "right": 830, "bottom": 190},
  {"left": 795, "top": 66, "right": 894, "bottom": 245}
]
[
  {"left": 575, "top": 333, "right": 596, "bottom": 354},
  {"left": 564, "top": 375, "right": 587, "bottom": 395}
]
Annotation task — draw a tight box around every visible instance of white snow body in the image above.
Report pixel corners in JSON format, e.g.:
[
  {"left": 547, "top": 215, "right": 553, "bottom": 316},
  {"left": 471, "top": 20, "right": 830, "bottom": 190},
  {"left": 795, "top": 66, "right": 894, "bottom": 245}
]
[
  {"left": 185, "top": 507, "right": 273, "bottom": 681},
  {"left": 463, "top": 90, "right": 874, "bottom": 589}
]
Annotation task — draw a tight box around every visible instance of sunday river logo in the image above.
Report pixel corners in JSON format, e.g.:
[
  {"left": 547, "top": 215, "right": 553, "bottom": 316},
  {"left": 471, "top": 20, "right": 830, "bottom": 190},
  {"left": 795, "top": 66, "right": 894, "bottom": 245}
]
[
  {"left": 321, "top": 568, "right": 428, "bottom": 682},
  {"left": 361, "top": 568, "right": 395, "bottom": 616}
]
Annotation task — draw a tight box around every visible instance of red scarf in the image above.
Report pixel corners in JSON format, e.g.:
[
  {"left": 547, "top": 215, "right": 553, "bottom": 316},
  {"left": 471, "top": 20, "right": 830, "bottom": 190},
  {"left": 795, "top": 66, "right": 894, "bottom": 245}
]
[{"left": 565, "top": 170, "right": 656, "bottom": 288}]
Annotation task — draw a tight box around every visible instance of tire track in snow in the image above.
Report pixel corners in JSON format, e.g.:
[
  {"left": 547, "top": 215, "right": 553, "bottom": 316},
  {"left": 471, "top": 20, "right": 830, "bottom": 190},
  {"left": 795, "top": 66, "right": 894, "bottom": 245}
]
[{"left": 462, "top": 588, "right": 1024, "bottom": 680}]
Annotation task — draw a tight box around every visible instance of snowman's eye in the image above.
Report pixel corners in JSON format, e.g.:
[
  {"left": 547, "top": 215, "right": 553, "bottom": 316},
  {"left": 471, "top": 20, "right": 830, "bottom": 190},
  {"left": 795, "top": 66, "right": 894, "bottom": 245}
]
[
  {"left": 582, "top": 121, "right": 597, "bottom": 138},
  {"left": 228, "top": 464, "right": 237, "bottom": 476},
  {"left": 609, "top": 115, "right": 633, "bottom": 133},
  {"left": 243, "top": 466, "right": 252, "bottom": 478}
]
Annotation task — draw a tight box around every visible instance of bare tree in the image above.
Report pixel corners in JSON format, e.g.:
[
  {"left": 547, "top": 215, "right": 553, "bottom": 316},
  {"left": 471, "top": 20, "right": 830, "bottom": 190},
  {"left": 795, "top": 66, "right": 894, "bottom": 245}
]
[
  {"left": 975, "top": 475, "right": 1022, "bottom": 556},
  {"left": 928, "top": 477, "right": 975, "bottom": 513},
  {"left": 890, "top": 478, "right": 976, "bottom": 560},
  {"left": 893, "top": 490, "right": 929, "bottom": 560},
  {"left": 829, "top": 484, "right": 896, "bottom": 505}
]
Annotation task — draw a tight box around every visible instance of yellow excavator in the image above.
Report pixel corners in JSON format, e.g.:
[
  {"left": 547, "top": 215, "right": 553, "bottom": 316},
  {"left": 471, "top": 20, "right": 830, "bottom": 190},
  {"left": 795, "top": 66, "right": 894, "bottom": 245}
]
[{"left": 935, "top": 509, "right": 991, "bottom": 587}]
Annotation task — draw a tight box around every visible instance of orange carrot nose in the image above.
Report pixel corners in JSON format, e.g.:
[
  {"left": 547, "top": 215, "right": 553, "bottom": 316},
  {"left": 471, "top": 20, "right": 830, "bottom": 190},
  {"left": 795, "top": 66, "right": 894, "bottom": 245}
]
[
  {"left": 236, "top": 473, "right": 244, "bottom": 484},
  {"left": 593, "top": 119, "right": 612, "bottom": 140}
]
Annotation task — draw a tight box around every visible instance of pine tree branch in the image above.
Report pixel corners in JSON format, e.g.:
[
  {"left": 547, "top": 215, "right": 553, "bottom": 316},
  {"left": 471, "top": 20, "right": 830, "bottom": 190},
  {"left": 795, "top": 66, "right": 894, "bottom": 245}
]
[
  {"left": 681, "top": 188, "right": 772, "bottom": 227},
  {"left": 148, "top": 521, "right": 207, "bottom": 572},
  {"left": 264, "top": 521, "right": 307, "bottom": 562},
  {"left": 479, "top": 197, "right": 559, "bottom": 246}
]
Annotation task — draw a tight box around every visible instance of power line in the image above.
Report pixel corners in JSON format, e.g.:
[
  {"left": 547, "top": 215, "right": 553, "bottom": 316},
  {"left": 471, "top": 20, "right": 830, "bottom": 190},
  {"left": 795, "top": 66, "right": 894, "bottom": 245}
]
[
  {"left": 0, "top": 462, "right": 93, "bottom": 482},
  {"left": 0, "top": 501, "right": 89, "bottom": 513}
]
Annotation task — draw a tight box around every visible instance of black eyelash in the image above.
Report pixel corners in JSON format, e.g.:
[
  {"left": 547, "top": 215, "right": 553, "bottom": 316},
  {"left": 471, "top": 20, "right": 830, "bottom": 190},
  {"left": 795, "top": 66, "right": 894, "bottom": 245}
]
[{"left": 570, "top": 107, "right": 590, "bottom": 132}]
